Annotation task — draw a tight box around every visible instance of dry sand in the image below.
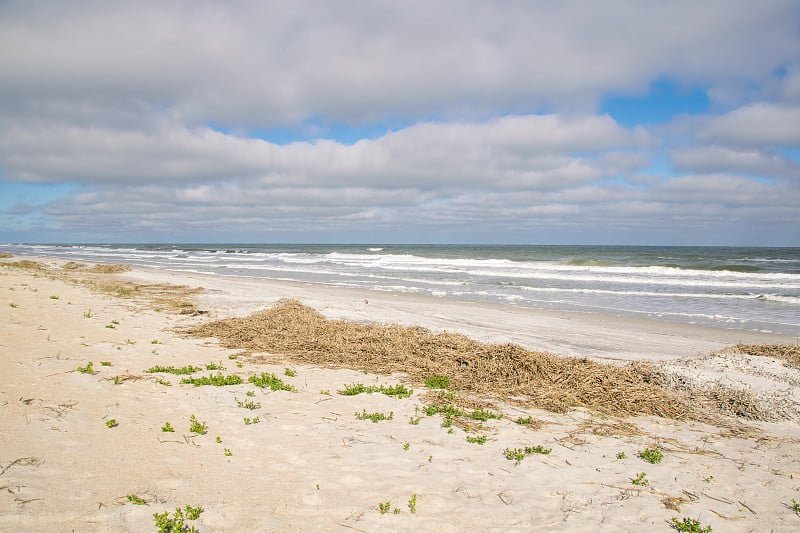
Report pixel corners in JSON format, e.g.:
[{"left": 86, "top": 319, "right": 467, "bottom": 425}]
[{"left": 2, "top": 257, "right": 800, "bottom": 532}]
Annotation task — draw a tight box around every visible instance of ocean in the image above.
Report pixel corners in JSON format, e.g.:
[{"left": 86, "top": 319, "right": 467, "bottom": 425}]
[{"left": 3, "top": 243, "right": 799, "bottom": 336}]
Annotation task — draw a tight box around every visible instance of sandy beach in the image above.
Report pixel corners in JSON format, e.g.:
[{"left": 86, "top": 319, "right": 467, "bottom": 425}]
[{"left": 2, "top": 256, "right": 800, "bottom": 532}]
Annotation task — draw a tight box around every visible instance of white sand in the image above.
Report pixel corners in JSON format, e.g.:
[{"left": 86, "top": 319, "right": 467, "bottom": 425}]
[{"left": 2, "top": 259, "right": 799, "bottom": 532}]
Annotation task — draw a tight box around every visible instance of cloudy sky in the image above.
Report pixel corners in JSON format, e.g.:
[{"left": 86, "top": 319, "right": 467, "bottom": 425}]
[{"left": 1, "top": 1, "right": 799, "bottom": 245}]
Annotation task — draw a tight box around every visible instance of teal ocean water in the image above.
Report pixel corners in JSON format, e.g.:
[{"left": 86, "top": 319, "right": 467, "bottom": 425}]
[{"left": 3, "top": 244, "right": 799, "bottom": 335}]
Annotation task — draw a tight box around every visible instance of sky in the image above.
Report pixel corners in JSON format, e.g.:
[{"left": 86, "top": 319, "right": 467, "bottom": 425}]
[{"left": 1, "top": 1, "right": 799, "bottom": 245}]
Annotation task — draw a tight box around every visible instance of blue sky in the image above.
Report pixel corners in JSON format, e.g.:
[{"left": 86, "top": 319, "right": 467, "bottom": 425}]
[{"left": 1, "top": 1, "right": 799, "bottom": 245}]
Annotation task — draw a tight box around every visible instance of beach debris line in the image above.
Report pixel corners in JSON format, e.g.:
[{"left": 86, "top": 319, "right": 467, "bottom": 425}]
[{"left": 188, "top": 299, "right": 692, "bottom": 418}]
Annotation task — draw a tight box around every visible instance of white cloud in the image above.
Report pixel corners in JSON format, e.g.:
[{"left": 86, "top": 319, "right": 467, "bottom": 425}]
[
  {"left": 670, "top": 145, "right": 800, "bottom": 179},
  {"left": 696, "top": 103, "right": 800, "bottom": 147},
  {"left": 1, "top": 1, "right": 798, "bottom": 128}
]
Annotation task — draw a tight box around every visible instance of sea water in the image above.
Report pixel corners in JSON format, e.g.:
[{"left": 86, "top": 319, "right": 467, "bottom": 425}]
[{"left": 3, "top": 243, "right": 799, "bottom": 335}]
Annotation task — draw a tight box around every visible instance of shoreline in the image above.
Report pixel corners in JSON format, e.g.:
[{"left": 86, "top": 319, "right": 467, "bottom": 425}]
[
  {"left": 3, "top": 256, "right": 800, "bottom": 531},
  {"left": 118, "top": 261, "right": 797, "bottom": 363}
]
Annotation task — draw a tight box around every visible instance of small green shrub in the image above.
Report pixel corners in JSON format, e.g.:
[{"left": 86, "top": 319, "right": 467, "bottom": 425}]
[
  {"left": 100, "top": 361, "right": 112, "bottom": 367},
  {"left": 378, "top": 501, "right": 392, "bottom": 515},
  {"left": 515, "top": 416, "right": 533, "bottom": 425},
  {"left": 153, "top": 505, "right": 203, "bottom": 533},
  {"left": 248, "top": 372, "right": 296, "bottom": 391},
  {"left": 245, "top": 390, "right": 255, "bottom": 397},
  {"left": 670, "top": 517, "right": 712, "bottom": 533},
  {"left": 503, "top": 445, "right": 551, "bottom": 461},
  {"left": 631, "top": 472, "right": 648, "bottom": 486},
  {"left": 9, "top": 303, "right": 17, "bottom": 308},
  {"left": 639, "top": 446, "right": 664, "bottom": 464},
  {"left": 180, "top": 373, "right": 243, "bottom": 386},
  {"left": 77, "top": 361, "right": 94, "bottom": 374},
  {"left": 355, "top": 410, "right": 393, "bottom": 423},
  {"left": 409, "top": 416, "right": 421, "bottom": 425},
  {"left": 424, "top": 375, "right": 450, "bottom": 389},
  {"left": 403, "top": 442, "right": 410, "bottom": 451},
  {"left": 144, "top": 365, "right": 201, "bottom": 375},
  {"left": 466, "top": 435, "right": 487, "bottom": 445},
  {"left": 106, "top": 419, "right": 118, "bottom": 428},
  {"left": 205, "top": 361, "right": 224, "bottom": 370},
  {"left": 161, "top": 422, "right": 174, "bottom": 432},
  {"left": 83, "top": 310, "right": 92, "bottom": 318},
  {"left": 235, "top": 397, "right": 261, "bottom": 410},
  {"left": 216, "top": 436, "right": 222, "bottom": 443},
  {"left": 189, "top": 415, "right": 206, "bottom": 435},
  {"left": 337, "top": 383, "right": 413, "bottom": 398},
  {"left": 127, "top": 494, "right": 147, "bottom": 505},
  {"left": 793, "top": 499, "right": 800, "bottom": 515},
  {"left": 408, "top": 493, "right": 417, "bottom": 513},
  {"left": 617, "top": 451, "right": 627, "bottom": 459},
  {"left": 243, "top": 416, "right": 261, "bottom": 425},
  {"left": 284, "top": 368, "right": 296, "bottom": 377},
  {"left": 224, "top": 448, "right": 232, "bottom": 456}
]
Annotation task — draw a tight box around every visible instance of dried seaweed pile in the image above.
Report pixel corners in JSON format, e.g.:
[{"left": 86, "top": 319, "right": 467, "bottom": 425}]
[
  {"left": 63, "top": 261, "right": 131, "bottom": 273},
  {"left": 733, "top": 343, "right": 800, "bottom": 369},
  {"left": 189, "top": 299, "right": 691, "bottom": 418}
]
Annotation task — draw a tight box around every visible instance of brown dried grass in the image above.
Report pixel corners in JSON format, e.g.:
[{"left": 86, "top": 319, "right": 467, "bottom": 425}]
[
  {"left": 733, "top": 343, "right": 800, "bottom": 369},
  {"left": 0, "top": 253, "right": 13, "bottom": 259},
  {"left": 188, "top": 299, "right": 692, "bottom": 418}
]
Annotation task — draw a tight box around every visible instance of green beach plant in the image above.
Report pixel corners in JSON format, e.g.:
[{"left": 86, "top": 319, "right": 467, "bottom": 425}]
[
  {"left": 337, "top": 383, "right": 412, "bottom": 398},
  {"left": 466, "top": 435, "right": 487, "bottom": 445},
  {"left": 355, "top": 409, "right": 393, "bottom": 423},
  {"left": 188, "top": 415, "right": 206, "bottom": 435},
  {"left": 205, "top": 361, "right": 224, "bottom": 370},
  {"left": 235, "top": 397, "right": 261, "bottom": 410},
  {"left": 180, "top": 373, "right": 243, "bottom": 386},
  {"left": 515, "top": 416, "right": 533, "bottom": 425},
  {"left": 127, "top": 494, "right": 147, "bottom": 505},
  {"left": 617, "top": 451, "right": 627, "bottom": 460},
  {"left": 153, "top": 505, "right": 203, "bottom": 533},
  {"left": 408, "top": 493, "right": 417, "bottom": 513},
  {"left": 670, "top": 517, "right": 712, "bottom": 532},
  {"left": 284, "top": 368, "right": 296, "bottom": 377},
  {"left": 77, "top": 361, "right": 94, "bottom": 374},
  {"left": 100, "top": 361, "right": 112, "bottom": 366},
  {"left": 424, "top": 374, "right": 450, "bottom": 389},
  {"left": 106, "top": 419, "right": 118, "bottom": 428},
  {"left": 224, "top": 448, "right": 232, "bottom": 456},
  {"left": 631, "top": 472, "right": 648, "bottom": 486},
  {"left": 638, "top": 446, "right": 664, "bottom": 464},
  {"left": 378, "top": 501, "right": 392, "bottom": 515},
  {"left": 503, "top": 445, "right": 551, "bottom": 461},
  {"left": 248, "top": 372, "right": 296, "bottom": 391},
  {"left": 144, "top": 364, "right": 201, "bottom": 375},
  {"left": 161, "top": 422, "right": 174, "bottom": 432}
]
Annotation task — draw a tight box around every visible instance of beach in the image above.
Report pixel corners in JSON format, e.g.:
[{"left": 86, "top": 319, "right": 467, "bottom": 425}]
[{"left": 2, "top": 256, "right": 800, "bottom": 532}]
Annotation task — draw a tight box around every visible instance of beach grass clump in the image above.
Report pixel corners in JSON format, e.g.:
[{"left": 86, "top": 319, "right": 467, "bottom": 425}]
[
  {"left": 503, "top": 445, "right": 551, "bottom": 461},
  {"left": 144, "top": 364, "right": 201, "bottom": 375},
  {"left": 188, "top": 415, "right": 206, "bottom": 434},
  {"left": 424, "top": 374, "right": 450, "bottom": 389},
  {"left": 180, "top": 373, "right": 243, "bottom": 386},
  {"left": 337, "top": 383, "right": 413, "bottom": 398},
  {"left": 77, "top": 361, "right": 95, "bottom": 374},
  {"left": 188, "top": 299, "right": 692, "bottom": 418},
  {"left": 670, "top": 517, "right": 712, "bottom": 532},
  {"left": 106, "top": 419, "right": 118, "bottom": 428},
  {"left": 631, "top": 472, "right": 649, "bottom": 486},
  {"left": 284, "top": 367, "right": 296, "bottom": 377},
  {"left": 205, "top": 361, "right": 225, "bottom": 370},
  {"left": 355, "top": 409, "right": 393, "bottom": 423},
  {"left": 153, "top": 505, "right": 203, "bottom": 533},
  {"left": 126, "top": 494, "right": 147, "bottom": 505},
  {"left": 638, "top": 446, "right": 664, "bottom": 464},
  {"left": 466, "top": 435, "right": 487, "bottom": 445},
  {"left": 161, "top": 422, "right": 174, "bottom": 432},
  {"left": 248, "top": 372, "right": 296, "bottom": 391},
  {"left": 236, "top": 397, "right": 261, "bottom": 410}
]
